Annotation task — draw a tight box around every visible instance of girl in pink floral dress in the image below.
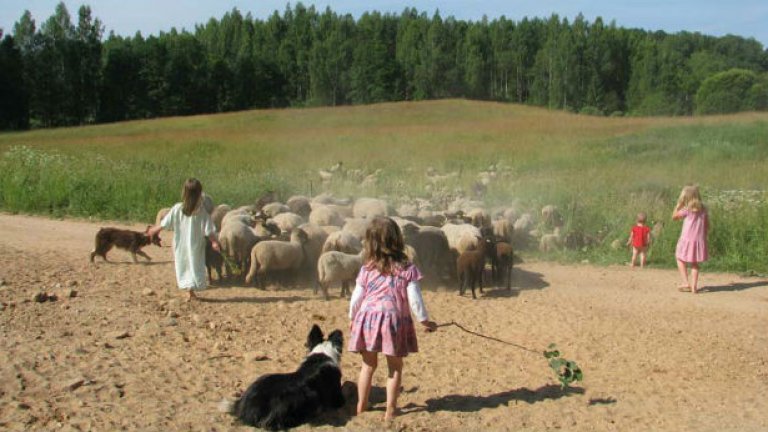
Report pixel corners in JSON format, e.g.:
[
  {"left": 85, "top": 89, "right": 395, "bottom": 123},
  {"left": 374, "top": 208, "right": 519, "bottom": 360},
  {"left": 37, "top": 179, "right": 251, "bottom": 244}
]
[
  {"left": 672, "top": 185, "right": 709, "bottom": 293},
  {"left": 348, "top": 217, "right": 437, "bottom": 421}
]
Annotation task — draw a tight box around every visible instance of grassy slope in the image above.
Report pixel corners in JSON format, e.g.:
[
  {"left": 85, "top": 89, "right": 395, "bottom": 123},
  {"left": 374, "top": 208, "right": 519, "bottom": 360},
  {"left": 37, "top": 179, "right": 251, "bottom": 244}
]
[{"left": 1, "top": 99, "right": 767, "bottom": 271}]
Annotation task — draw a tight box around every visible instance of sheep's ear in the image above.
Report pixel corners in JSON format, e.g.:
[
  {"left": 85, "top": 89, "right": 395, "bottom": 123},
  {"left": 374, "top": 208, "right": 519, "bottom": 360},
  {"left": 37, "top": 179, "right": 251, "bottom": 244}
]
[{"left": 306, "top": 324, "right": 324, "bottom": 350}]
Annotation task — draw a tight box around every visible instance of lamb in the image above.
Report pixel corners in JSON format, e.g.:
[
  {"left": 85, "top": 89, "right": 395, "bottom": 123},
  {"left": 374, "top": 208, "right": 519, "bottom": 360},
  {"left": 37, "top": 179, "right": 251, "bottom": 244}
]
[
  {"left": 211, "top": 204, "right": 232, "bottom": 232},
  {"left": 456, "top": 235, "right": 492, "bottom": 299},
  {"left": 297, "top": 222, "right": 330, "bottom": 277},
  {"left": 245, "top": 229, "right": 309, "bottom": 288},
  {"left": 322, "top": 231, "right": 363, "bottom": 254},
  {"left": 314, "top": 251, "right": 363, "bottom": 300},
  {"left": 206, "top": 237, "right": 225, "bottom": 281},
  {"left": 270, "top": 212, "right": 305, "bottom": 234},
  {"left": 541, "top": 205, "right": 563, "bottom": 228},
  {"left": 352, "top": 197, "right": 389, "bottom": 219},
  {"left": 495, "top": 241, "right": 514, "bottom": 290},
  {"left": 309, "top": 206, "right": 345, "bottom": 227}
]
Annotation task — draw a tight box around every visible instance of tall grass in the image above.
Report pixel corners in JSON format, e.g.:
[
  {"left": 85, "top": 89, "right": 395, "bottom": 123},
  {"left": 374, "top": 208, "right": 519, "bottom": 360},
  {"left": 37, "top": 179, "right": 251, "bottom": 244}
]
[{"left": 1, "top": 100, "right": 767, "bottom": 272}]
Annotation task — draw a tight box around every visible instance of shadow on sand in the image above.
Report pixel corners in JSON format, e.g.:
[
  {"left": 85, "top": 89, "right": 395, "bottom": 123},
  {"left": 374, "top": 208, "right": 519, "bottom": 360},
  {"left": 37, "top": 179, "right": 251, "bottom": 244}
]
[
  {"left": 400, "top": 384, "right": 585, "bottom": 414},
  {"left": 198, "top": 295, "right": 308, "bottom": 304},
  {"left": 701, "top": 280, "right": 768, "bottom": 293}
]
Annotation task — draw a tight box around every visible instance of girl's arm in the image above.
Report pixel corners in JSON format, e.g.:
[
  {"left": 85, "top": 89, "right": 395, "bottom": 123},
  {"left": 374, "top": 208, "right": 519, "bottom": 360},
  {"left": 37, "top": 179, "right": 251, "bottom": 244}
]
[
  {"left": 348, "top": 282, "right": 364, "bottom": 320},
  {"left": 147, "top": 224, "right": 162, "bottom": 239},
  {"left": 672, "top": 208, "right": 686, "bottom": 221},
  {"left": 407, "top": 281, "right": 437, "bottom": 331},
  {"left": 626, "top": 230, "right": 632, "bottom": 246}
]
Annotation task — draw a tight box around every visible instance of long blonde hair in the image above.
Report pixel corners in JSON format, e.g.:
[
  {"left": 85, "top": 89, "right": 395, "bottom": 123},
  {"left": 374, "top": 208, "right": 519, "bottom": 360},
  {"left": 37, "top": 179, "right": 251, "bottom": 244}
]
[
  {"left": 182, "top": 178, "right": 203, "bottom": 216},
  {"left": 675, "top": 184, "right": 704, "bottom": 213},
  {"left": 363, "top": 217, "right": 409, "bottom": 275}
]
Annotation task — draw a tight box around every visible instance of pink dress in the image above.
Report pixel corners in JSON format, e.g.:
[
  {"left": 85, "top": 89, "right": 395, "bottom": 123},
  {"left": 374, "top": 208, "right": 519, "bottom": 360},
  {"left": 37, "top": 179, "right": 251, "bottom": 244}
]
[
  {"left": 348, "top": 263, "right": 423, "bottom": 357},
  {"left": 675, "top": 208, "right": 708, "bottom": 263}
]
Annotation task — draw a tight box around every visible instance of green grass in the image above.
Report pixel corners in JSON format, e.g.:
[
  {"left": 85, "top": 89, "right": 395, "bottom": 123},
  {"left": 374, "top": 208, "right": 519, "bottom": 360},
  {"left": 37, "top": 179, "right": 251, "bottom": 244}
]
[{"left": 1, "top": 99, "right": 768, "bottom": 273}]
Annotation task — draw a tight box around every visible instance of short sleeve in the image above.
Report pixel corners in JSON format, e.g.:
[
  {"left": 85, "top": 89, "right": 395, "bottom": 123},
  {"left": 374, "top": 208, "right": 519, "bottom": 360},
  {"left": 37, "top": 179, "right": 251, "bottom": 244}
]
[
  {"left": 402, "top": 263, "right": 423, "bottom": 283},
  {"left": 160, "top": 204, "right": 178, "bottom": 230},
  {"left": 678, "top": 209, "right": 689, "bottom": 218}
]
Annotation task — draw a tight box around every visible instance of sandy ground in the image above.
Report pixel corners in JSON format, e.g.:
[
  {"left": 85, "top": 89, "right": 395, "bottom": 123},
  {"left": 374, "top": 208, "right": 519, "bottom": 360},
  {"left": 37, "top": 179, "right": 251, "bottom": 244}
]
[{"left": 0, "top": 213, "right": 767, "bottom": 432}]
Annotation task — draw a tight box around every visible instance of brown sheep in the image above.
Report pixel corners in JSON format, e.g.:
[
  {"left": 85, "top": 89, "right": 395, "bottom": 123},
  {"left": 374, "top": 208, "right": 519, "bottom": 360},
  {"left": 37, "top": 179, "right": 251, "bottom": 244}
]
[{"left": 456, "top": 235, "right": 492, "bottom": 299}]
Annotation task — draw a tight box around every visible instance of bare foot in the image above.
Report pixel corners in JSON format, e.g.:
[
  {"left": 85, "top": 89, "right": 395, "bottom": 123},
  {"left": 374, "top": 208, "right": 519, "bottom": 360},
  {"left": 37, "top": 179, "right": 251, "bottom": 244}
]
[
  {"left": 185, "top": 290, "right": 198, "bottom": 302},
  {"left": 677, "top": 284, "right": 691, "bottom": 292},
  {"left": 384, "top": 407, "right": 398, "bottom": 422}
]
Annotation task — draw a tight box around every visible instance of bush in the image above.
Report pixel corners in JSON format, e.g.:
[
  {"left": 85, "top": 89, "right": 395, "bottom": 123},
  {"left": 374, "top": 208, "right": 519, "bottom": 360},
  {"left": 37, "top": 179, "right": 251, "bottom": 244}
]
[
  {"left": 579, "top": 106, "right": 603, "bottom": 116},
  {"left": 695, "top": 68, "right": 758, "bottom": 115}
]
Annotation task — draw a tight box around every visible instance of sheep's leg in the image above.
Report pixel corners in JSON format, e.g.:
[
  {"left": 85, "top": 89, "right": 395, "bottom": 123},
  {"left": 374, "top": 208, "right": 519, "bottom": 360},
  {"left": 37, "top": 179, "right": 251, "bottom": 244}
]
[
  {"left": 470, "top": 274, "right": 477, "bottom": 299},
  {"left": 506, "top": 262, "right": 512, "bottom": 291},
  {"left": 341, "top": 281, "right": 349, "bottom": 299},
  {"left": 131, "top": 252, "right": 139, "bottom": 263}
]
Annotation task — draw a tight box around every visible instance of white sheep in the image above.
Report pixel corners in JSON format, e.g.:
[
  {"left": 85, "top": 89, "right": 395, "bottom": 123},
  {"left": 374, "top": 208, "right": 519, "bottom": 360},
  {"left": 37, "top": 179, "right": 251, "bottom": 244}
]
[
  {"left": 467, "top": 208, "right": 491, "bottom": 229},
  {"left": 341, "top": 218, "right": 371, "bottom": 240},
  {"left": 286, "top": 195, "right": 312, "bottom": 219},
  {"left": 262, "top": 202, "right": 290, "bottom": 218},
  {"left": 315, "top": 251, "right": 363, "bottom": 299},
  {"left": 492, "top": 218, "right": 514, "bottom": 244},
  {"left": 353, "top": 197, "right": 389, "bottom": 219},
  {"left": 441, "top": 223, "right": 482, "bottom": 254},
  {"left": 322, "top": 230, "right": 363, "bottom": 254},
  {"left": 270, "top": 212, "right": 305, "bottom": 233},
  {"left": 309, "top": 205, "right": 345, "bottom": 227},
  {"left": 539, "top": 227, "right": 563, "bottom": 252},
  {"left": 211, "top": 204, "right": 232, "bottom": 231},
  {"left": 245, "top": 229, "right": 309, "bottom": 288},
  {"left": 297, "top": 222, "right": 330, "bottom": 275}
]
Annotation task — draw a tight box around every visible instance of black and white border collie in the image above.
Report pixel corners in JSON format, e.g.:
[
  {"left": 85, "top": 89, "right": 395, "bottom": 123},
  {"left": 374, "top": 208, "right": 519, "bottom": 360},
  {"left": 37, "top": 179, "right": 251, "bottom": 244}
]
[{"left": 223, "top": 325, "right": 345, "bottom": 430}]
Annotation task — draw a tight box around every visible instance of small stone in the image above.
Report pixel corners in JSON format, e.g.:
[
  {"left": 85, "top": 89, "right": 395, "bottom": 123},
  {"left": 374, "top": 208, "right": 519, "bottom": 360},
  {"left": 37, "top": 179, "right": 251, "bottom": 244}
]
[
  {"left": 164, "top": 318, "right": 178, "bottom": 327},
  {"left": 17, "top": 402, "right": 31, "bottom": 410},
  {"left": 104, "top": 342, "right": 115, "bottom": 349},
  {"left": 63, "top": 378, "right": 85, "bottom": 391},
  {"left": 107, "top": 330, "right": 130, "bottom": 340},
  {"left": 142, "top": 288, "right": 155, "bottom": 296},
  {"left": 46, "top": 292, "right": 58, "bottom": 302},
  {"left": 243, "top": 351, "right": 269, "bottom": 362},
  {"left": 209, "top": 322, "right": 217, "bottom": 330},
  {"left": 66, "top": 289, "right": 78, "bottom": 299},
  {"left": 54, "top": 283, "right": 62, "bottom": 289},
  {"left": 0, "top": 279, "right": 5, "bottom": 287},
  {"left": 33, "top": 292, "right": 48, "bottom": 303}
]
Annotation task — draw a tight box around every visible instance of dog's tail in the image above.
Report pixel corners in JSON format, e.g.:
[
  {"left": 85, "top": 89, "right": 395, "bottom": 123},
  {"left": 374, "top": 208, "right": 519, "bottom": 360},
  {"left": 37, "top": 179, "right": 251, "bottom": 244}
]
[{"left": 217, "top": 397, "right": 238, "bottom": 415}]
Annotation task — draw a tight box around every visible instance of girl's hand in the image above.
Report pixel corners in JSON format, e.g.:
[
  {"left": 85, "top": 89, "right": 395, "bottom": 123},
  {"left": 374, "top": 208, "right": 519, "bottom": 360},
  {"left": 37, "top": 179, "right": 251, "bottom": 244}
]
[
  {"left": 421, "top": 320, "right": 437, "bottom": 333},
  {"left": 211, "top": 240, "right": 221, "bottom": 253}
]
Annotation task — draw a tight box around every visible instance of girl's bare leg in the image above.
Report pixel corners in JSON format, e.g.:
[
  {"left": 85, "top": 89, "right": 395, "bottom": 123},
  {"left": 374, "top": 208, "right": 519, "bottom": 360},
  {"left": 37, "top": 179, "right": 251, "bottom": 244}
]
[
  {"left": 690, "top": 262, "right": 700, "bottom": 293},
  {"left": 640, "top": 249, "right": 647, "bottom": 268},
  {"left": 357, "top": 351, "right": 377, "bottom": 415},
  {"left": 384, "top": 355, "right": 403, "bottom": 421},
  {"left": 630, "top": 247, "right": 639, "bottom": 267},
  {"left": 676, "top": 259, "right": 689, "bottom": 289}
]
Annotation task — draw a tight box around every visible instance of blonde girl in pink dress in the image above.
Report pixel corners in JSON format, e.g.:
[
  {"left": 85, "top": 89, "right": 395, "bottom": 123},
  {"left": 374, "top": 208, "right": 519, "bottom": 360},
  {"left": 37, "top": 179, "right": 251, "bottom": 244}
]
[
  {"left": 672, "top": 185, "right": 709, "bottom": 293},
  {"left": 348, "top": 217, "right": 437, "bottom": 421}
]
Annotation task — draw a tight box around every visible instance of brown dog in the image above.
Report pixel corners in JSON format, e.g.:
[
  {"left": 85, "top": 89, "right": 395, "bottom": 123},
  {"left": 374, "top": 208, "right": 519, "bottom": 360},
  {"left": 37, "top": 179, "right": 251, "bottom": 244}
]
[{"left": 90, "top": 226, "right": 162, "bottom": 263}]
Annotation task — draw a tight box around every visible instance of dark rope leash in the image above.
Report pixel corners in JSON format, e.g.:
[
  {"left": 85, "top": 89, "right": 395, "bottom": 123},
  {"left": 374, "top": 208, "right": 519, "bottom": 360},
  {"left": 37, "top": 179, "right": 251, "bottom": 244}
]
[{"left": 436, "top": 321, "right": 540, "bottom": 354}]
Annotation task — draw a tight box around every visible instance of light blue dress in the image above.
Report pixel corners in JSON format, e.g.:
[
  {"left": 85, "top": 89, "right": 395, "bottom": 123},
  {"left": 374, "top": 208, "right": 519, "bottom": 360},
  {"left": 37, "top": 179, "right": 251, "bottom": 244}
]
[{"left": 161, "top": 203, "right": 216, "bottom": 290}]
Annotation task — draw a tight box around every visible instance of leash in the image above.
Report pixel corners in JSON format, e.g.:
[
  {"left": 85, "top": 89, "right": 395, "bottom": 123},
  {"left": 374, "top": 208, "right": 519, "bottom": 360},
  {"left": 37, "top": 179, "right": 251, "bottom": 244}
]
[
  {"left": 436, "top": 320, "right": 583, "bottom": 388},
  {"left": 436, "top": 321, "right": 540, "bottom": 354}
]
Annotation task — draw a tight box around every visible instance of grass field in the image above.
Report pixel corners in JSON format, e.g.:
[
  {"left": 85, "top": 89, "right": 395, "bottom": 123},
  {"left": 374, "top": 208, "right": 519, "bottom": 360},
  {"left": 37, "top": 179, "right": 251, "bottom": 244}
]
[{"left": 1, "top": 99, "right": 767, "bottom": 272}]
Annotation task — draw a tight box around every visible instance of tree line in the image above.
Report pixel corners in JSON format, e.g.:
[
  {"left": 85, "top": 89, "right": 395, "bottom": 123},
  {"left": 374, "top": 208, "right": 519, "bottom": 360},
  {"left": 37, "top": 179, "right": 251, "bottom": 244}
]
[{"left": 1, "top": 2, "right": 767, "bottom": 130}]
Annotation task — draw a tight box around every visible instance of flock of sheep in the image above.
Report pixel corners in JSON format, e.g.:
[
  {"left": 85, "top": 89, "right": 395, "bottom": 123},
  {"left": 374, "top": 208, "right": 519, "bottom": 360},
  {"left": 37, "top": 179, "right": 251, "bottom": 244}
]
[{"left": 156, "top": 191, "right": 567, "bottom": 299}]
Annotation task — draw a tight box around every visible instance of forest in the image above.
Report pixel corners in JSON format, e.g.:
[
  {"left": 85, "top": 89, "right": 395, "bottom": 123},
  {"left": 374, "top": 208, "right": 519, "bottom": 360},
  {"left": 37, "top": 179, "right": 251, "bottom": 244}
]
[{"left": 0, "top": 2, "right": 767, "bottom": 130}]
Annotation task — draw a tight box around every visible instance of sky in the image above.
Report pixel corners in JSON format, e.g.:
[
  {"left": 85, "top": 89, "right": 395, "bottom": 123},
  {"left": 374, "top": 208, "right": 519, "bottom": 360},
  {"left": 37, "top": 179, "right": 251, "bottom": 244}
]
[{"left": 1, "top": 0, "right": 767, "bottom": 47}]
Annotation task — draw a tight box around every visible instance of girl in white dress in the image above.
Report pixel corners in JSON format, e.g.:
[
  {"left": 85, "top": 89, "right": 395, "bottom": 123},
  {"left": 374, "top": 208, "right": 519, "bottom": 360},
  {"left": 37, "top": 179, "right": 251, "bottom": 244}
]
[{"left": 148, "top": 178, "right": 220, "bottom": 301}]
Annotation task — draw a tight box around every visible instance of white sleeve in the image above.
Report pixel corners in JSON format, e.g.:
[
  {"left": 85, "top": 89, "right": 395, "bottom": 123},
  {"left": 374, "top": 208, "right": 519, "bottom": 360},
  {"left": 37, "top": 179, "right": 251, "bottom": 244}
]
[
  {"left": 407, "top": 280, "right": 429, "bottom": 322},
  {"left": 348, "top": 282, "right": 364, "bottom": 320}
]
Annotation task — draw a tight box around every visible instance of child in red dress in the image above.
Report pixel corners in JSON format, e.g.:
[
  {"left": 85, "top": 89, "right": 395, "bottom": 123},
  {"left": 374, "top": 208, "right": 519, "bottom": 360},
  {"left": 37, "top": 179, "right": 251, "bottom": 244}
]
[
  {"left": 348, "top": 217, "right": 437, "bottom": 422},
  {"left": 626, "top": 212, "right": 651, "bottom": 268}
]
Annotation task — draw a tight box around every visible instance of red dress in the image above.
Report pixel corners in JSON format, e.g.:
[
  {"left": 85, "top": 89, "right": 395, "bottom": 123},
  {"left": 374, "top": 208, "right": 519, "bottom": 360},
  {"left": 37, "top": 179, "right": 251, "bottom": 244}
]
[{"left": 631, "top": 225, "right": 651, "bottom": 248}]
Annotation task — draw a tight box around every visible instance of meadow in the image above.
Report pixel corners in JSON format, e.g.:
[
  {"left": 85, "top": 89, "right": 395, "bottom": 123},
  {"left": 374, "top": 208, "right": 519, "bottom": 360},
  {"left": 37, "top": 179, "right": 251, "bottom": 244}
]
[{"left": 1, "top": 99, "right": 767, "bottom": 272}]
